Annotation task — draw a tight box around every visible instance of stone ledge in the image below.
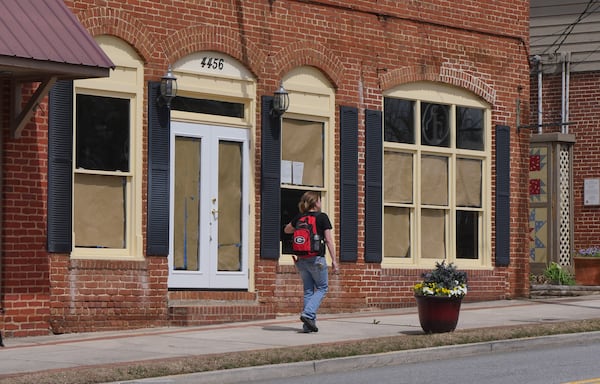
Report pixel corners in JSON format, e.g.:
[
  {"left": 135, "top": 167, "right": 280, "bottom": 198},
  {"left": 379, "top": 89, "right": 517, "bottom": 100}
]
[{"left": 530, "top": 284, "right": 600, "bottom": 298}]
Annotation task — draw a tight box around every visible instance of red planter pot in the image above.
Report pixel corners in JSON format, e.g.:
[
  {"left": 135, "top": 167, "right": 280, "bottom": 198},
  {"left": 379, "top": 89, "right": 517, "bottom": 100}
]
[
  {"left": 574, "top": 257, "right": 600, "bottom": 286},
  {"left": 415, "top": 295, "right": 463, "bottom": 333}
]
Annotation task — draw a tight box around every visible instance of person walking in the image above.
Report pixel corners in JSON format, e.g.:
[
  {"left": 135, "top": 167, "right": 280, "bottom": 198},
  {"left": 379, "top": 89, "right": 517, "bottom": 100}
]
[{"left": 284, "top": 191, "right": 338, "bottom": 333}]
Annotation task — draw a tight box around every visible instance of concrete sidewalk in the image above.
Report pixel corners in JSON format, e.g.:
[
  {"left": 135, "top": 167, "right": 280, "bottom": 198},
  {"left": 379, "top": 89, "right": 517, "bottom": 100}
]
[{"left": 1, "top": 295, "right": 600, "bottom": 383}]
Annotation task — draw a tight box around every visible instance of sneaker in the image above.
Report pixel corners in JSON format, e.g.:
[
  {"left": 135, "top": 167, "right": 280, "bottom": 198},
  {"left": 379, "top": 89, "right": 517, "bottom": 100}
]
[
  {"left": 301, "top": 324, "right": 319, "bottom": 333},
  {"left": 300, "top": 315, "right": 318, "bottom": 332}
]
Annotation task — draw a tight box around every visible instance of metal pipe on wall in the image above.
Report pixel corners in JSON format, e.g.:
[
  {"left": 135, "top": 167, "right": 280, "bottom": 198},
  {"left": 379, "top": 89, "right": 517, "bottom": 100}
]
[
  {"left": 533, "top": 55, "right": 543, "bottom": 134},
  {"left": 560, "top": 52, "right": 571, "bottom": 134},
  {"left": 561, "top": 54, "right": 565, "bottom": 134},
  {"left": 565, "top": 52, "right": 571, "bottom": 134}
]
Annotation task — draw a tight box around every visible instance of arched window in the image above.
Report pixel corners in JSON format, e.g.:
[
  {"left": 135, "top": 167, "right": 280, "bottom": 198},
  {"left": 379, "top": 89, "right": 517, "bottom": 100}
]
[
  {"left": 279, "top": 67, "right": 335, "bottom": 261},
  {"left": 72, "top": 36, "right": 143, "bottom": 258},
  {"left": 383, "top": 82, "right": 491, "bottom": 267}
]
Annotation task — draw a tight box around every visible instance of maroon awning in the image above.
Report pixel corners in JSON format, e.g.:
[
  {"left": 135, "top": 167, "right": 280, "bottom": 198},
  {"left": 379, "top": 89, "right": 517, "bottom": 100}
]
[{"left": 0, "top": 0, "right": 114, "bottom": 80}]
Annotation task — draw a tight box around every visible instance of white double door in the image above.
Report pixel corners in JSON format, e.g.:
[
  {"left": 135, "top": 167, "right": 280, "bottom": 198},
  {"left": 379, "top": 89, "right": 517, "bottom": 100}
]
[{"left": 168, "top": 121, "right": 249, "bottom": 289}]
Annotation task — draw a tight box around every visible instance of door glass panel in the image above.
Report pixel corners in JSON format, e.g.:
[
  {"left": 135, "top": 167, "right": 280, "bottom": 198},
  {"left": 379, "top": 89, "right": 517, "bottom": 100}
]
[
  {"left": 174, "top": 137, "right": 200, "bottom": 271},
  {"left": 218, "top": 140, "right": 242, "bottom": 271}
]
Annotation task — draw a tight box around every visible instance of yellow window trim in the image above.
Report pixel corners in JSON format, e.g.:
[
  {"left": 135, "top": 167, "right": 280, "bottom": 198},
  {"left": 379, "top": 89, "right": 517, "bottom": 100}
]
[
  {"left": 71, "top": 36, "right": 143, "bottom": 260},
  {"left": 382, "top": 82, "right": 492, "bottom": 269}
]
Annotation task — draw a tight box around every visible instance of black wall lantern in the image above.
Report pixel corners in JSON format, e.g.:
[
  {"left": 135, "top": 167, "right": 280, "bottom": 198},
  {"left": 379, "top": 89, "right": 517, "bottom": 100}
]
[
  {"left": 158, "top": 65, "right": 178, "bottom": 108},
  {"left": 271, "top": 82, "right": 289, "bottom": 116}
]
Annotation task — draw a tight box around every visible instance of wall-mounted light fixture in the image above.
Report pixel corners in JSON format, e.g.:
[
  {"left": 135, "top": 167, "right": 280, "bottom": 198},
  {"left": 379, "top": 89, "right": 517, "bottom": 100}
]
[
  {"left": 271, "top": 82, "right": 289, "bottom": 116},
  {"left": 157, "top": 65, "right": 177, "bottom": 108}
]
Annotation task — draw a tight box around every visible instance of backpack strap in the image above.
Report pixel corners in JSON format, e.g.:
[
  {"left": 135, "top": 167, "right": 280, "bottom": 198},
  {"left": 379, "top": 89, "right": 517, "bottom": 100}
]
[{"left": 295, "top": 211, "right": 318, "bottom": 225}]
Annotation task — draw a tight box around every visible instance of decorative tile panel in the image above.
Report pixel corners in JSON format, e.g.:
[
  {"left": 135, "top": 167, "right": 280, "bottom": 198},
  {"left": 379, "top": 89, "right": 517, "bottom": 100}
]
[
  {"left": 529, "top": 207, "right": 548, "bottom": 263},
  {"left": 529, "top": 147, "right": 548, "bottom": 203}
]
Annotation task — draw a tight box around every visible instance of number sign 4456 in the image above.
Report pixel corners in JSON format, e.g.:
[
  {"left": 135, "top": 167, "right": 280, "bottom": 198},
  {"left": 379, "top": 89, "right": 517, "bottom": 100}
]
[{"left": 201, "top": 57, "right": 224, "bottom": 71}]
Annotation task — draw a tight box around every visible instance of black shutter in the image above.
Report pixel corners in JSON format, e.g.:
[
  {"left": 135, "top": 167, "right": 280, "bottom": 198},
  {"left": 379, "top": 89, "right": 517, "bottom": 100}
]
[
  {"left": 495, "top": 125, "right": 510, "bottom": 267},
  {"left": 364, "top": 109, "right": 383, "bottom": 263},
  {"left": 147, "top": 82, "right": 171, "bottom": 256},
  {"left": 47, "top": 81, "right": 73, "bottom": 253},
  {"left": 340, "top": 106, "right": 358, "bottom": 262},
  {"left": 260, "top": 96, "right": 281, "bottom": 259}
]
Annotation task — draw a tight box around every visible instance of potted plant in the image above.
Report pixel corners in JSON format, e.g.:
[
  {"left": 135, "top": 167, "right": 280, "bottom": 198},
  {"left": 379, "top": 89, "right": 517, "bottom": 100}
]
[
  {"left": 573, "top": 247, "right": 600, "bottom": 286},
  {"left": 413, "top": 260, "right": 468, "bottom": 333}
]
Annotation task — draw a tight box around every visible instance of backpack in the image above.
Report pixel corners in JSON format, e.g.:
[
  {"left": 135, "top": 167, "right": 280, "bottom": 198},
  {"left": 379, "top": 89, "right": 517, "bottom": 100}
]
[{"left": 292, "top": 213, "right": 323, "bottom": 257}]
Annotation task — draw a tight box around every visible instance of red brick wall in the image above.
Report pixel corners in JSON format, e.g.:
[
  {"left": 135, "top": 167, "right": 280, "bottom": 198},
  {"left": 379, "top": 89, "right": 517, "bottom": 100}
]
[
  {"left": 2, "top": 82, "right": 51, "bottom": 337},
  {"left": 1, "top": 0, "right": 531, "bottom": 336},
  {"left": 564, "top": 72, "right": 600, "bottom": 252},
  {"left": 48, "top": 257, "right": 169, "bottom": 333}
]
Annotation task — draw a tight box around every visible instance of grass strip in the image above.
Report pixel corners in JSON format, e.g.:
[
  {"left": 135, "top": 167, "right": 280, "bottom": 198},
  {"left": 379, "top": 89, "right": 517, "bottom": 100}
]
[{"left": 2, "top": 319, "right": 600, "bottom": 384}]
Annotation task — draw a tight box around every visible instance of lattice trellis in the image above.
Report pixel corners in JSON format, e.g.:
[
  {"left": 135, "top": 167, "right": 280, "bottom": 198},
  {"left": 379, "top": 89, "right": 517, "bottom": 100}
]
[{"left": 558, "top": 144, "right": 571, "bottom": 266}]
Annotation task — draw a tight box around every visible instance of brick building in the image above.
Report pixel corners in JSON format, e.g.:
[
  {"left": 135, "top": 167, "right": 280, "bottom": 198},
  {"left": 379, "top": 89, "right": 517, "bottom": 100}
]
[
  {"left": 529, "top": 1, "right": 600, "bottom": 273},
  {"left": 1, "top": 0, "right": 531, "bottom": 338}
]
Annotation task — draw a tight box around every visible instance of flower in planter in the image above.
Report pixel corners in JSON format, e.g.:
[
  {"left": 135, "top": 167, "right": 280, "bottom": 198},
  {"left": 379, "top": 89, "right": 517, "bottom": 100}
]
[
  {"left": 576, "top": 246, "right": 600, "bottom": 257},
  {"left": 413, "top": 260, "right": 468, "bottom": 298}
]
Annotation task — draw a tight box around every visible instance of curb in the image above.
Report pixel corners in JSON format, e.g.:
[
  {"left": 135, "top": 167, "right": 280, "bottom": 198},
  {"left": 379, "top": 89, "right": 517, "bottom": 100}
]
[{"left": 114, "top": 331, "right": 600, "bottom": 384}]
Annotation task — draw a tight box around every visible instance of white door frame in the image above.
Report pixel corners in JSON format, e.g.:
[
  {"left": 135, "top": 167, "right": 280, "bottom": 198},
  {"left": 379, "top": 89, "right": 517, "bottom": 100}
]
[{"left": 168, "top": 121, "right": 249, "bottom": 289}]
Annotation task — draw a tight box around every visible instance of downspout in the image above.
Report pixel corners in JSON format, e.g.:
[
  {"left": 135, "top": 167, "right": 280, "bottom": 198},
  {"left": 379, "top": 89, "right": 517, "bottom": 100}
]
[
  {"left": 561, "top": 54, "right": 566, "bottom": 134},
  {"left": 533, "top": 55, "right": 543, "bottom": 134},
  {"left": 563, "top": 52, "right": 571, "bottom": 134}
]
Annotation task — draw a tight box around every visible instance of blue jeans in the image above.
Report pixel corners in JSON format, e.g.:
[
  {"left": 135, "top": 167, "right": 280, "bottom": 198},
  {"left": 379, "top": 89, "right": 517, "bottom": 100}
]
[{"left": 296, "top": 256, "right": 329, "bottom": 321}]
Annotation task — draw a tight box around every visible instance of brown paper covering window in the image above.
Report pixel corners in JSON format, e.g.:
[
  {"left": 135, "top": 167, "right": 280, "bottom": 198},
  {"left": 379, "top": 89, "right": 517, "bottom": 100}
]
[
  {"left": 384, "top": 151, "right": 413, "bottom": 204},
  {"left": 174, "top": 137, "right": 200, "bottom": 271},
  {"left": 384, "top": 207, "right": 410, "bottom": 258},
  {"left": 421, "top": 155, "right": 448, "bottom": 206},
  {"left": 173, "top": 137, "right": 243, "bottom": 272},
  {"left": 456, "top": 158, "right": 482, "bottom": 207},
  {"left": 218, "top": 141, "right": 242, "bottom": 271},
  {"left": 74, "top": 173, "right": 125, "bottom": 248},
  {"left": 420, "top": 209, "right": 446, "bottom": 258},
  {"left": 282, "top": 119, "right": 324, "bottom": 187}
]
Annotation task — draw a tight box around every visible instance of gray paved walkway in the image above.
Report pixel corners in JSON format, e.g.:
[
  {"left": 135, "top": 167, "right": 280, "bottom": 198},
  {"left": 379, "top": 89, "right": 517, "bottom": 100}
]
[{"left": 1, "top": 295, "right": 600, "bottom": 383}]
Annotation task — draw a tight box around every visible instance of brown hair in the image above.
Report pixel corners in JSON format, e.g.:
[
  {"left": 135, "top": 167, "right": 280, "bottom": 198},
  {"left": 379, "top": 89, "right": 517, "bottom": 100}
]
[{"left": 298, "top": 191, "right": 320, "bottom": 213}]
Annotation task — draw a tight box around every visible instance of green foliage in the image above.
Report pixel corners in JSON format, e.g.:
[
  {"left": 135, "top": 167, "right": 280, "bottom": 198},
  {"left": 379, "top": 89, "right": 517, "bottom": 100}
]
[
  {"left": 413, "top": 261, "right": 468, "bottom": 297},
  {"left": 543, "top": 262, "right": 575, "bottom": 285},
  {"left": 423, "top": 261, "right": 468, "bottom": 287}
]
